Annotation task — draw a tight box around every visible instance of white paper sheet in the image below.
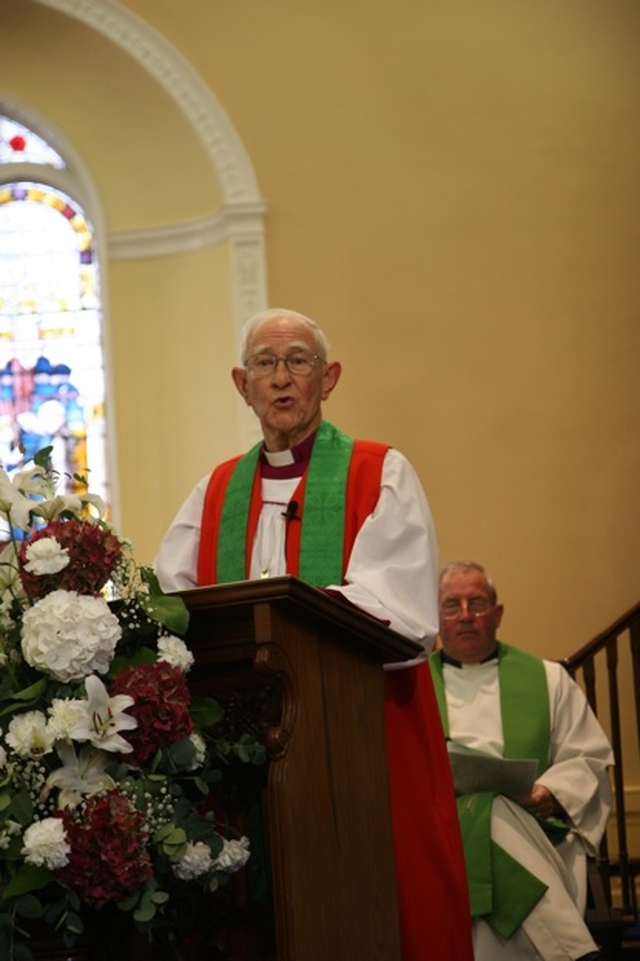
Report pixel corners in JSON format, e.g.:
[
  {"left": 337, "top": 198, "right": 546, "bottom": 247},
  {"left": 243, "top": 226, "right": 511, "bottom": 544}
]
[{"left": 447, "top": 741, "right": 538, "bottom": 799}]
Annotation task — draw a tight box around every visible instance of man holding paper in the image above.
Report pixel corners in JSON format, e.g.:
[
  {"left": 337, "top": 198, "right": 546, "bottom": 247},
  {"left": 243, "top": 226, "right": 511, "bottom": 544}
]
[{"left": 429, "top": 560, "right": 614, "bottom": 961}]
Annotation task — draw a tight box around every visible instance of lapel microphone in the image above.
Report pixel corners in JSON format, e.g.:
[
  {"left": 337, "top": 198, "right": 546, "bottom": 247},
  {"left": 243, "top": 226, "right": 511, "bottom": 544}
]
[{"left": 282, "top": 500, "right": 300, "bottom": 522}]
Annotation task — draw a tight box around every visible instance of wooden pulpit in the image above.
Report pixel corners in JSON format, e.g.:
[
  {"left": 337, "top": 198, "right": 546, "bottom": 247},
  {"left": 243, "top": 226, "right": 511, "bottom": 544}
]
[{"left": 180, "top": 576, "right": 422, "bottom": 961}]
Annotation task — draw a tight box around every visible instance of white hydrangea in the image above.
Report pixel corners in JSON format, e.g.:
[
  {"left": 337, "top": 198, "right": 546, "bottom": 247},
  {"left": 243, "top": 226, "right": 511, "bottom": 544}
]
[
  {"left": 212, "top": 836, "right": 251, "bottom": 874},
  {"left": 157, "top": 635, "right": 194, "bottom": 673},
  {"left": 171, "top": 841, "right": 213, "bottom": 880},
  {"left": 21, "top": 590, "right": 122, "bottom": 682},
  {"left": 6, "top": 711, "right": 54, "bottom": 757},
  {"left": 23, "top": 537, "right": 70, "bottom": 575},
  {"left": 22, "top": 817, "right": 71, "bottom": 870}
]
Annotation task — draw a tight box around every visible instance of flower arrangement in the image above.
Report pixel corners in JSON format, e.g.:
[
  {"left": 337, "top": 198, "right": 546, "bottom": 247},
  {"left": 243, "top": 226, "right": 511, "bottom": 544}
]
[{"left": 0, "top": 450, "right": 265, "bottom": 961}]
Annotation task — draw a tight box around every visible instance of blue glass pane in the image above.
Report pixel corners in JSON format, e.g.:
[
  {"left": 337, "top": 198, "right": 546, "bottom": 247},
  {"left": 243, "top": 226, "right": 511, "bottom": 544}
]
[{"left": 0, "top": 182, "right": 108, "bottom": 514}]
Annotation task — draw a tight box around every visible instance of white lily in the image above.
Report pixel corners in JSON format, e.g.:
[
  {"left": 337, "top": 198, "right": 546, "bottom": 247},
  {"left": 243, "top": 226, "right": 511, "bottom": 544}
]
[
  {"left": 10, "top": 466, "right": 52, "bottom": 499},
  {"left": 68, "top": 674, "right": 137, "bottom": 753},
  {"left": 42, "top": 741, "right": 115, "bottom": 809},
  {"left": 0, "top": 469, "right": 43, "bottom": 531},
  {"left": 31, "top": 492, "right": 105, "bottom": 522}
]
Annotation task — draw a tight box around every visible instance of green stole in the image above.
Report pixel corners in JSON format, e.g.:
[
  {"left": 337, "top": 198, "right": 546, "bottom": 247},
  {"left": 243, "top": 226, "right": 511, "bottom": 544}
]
[
  {"left": 216, "top": 420, "right": 354, "bottom": 585},
  {"left": 429, "top": 643, "right": 556, "bottom": 938}
]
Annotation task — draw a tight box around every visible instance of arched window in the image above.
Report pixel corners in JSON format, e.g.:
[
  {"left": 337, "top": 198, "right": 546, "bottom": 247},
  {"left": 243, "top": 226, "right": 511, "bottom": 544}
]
[{"left": 0, "top": 112, "right": 109, "bottom": 514}]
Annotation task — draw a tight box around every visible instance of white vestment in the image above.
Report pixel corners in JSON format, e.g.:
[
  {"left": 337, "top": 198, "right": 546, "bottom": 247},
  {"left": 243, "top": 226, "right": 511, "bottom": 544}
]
[
  {"left": 154, "top": 446, "right": 439, "bottom": 664},
  {"left": 443, "top": 657, "right": 614, "bottom": 961}
]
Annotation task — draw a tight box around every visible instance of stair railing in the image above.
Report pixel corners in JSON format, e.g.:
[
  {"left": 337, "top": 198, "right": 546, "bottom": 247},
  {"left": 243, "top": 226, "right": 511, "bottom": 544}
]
[{"left": 562, "top": 602, "right": 640, "bottom": 923}]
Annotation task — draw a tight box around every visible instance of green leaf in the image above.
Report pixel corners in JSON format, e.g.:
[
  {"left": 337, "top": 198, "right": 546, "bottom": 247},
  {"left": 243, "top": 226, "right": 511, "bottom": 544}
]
[
  {"left": 108, "top": 647, "right": 156, "bottom": 677},
  {"left": 33, "top": 447, "right": 53, "bottom": 470},
  {"left": 0, "top": 679, "right": 48, "bottom": 714},
  {"left": 12, "top": 942, "right": 33, "bottom": 961},
  {"left": 165, "top": 826, "right": 187, "bottom": 847},
  {"left": 165, "top": 738, "right": 195, "bottom": 769},
  {"left": 140, "top": 567, "right": 162, "bottom": 594},
  {"left": 67, "top": 889, "right": 81, "bottom": 912},
  {"left": 117, "top": 893, "right": 140, "bottom": 912},
  {"left": 152, "top": 823, "right": 176, "bottom": 843},
  {"left": 190, "top": 695, "right": 224, "bottom": 729},
  {"left": 194, "top": 777, "right": 209, "bottom": 796},
  {"left": 14, "top": 893, "right": 45, "bottom": 919},
  {"left": 1, "top": 864, "right": 52, "bottom": 900},
  {"left": 138, "top": 592, "right": 189, "bottom": 635},
  {"left": 134, "top": 902, "right": 157, "bottom": 924},
  {"left": 8, "top": 789, "right": 34, "bottom": 826},
  {"left": 65, "top": 911, "right": 84, "bottom": 934}
]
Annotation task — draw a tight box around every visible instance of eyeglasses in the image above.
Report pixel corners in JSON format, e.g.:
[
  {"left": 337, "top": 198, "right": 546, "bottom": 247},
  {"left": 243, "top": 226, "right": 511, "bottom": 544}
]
[
  {"left": 440, "top": 597, "right": 494, "bottom": 619},
  {"left": 243, "top": 350, "right": 325, "bottom": 378}
]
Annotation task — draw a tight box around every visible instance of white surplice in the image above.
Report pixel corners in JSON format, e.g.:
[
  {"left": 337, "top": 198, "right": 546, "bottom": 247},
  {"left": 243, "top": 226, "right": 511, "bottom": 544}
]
[
  {"left": 154, "top": 447, "right": 439, "bottom": 664},
  {"left": 443, "top": 657, "right": 614, "bottom": 960}
]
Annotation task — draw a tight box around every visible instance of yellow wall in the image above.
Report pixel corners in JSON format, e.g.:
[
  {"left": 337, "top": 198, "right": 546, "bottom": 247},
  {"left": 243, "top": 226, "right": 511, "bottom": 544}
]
[{"left": 2, "top": 0, "right": 639, "bottom": 671}]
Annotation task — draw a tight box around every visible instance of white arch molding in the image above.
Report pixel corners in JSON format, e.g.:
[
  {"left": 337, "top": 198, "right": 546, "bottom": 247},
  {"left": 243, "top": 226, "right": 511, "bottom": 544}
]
[{"left": 32, "top": 0, "right": 268, "bottom": 445}]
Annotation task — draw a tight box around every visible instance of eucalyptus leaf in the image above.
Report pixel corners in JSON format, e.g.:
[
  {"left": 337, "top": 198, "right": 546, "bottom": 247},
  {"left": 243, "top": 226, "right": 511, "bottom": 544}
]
[
  {"left": 117, "top": 893, "right": 140, "bottom": 912},
  {"left": 165, "top": 826, "right": 187, "bottom": 846},
  {"left": 166, "top": 737, "right": 195, "bottom": 768},
  {"left": 194, "top": 777, "right": 209, "bottom": 796},
  {"left": 65, "top": 911, "right": 84, "bottom": 934},
  {"left": 153, "top": 823, "right": 175, "bottom": 843},
  {"left": 14, "top": 893, "right": 45, "bottom": 918},
  {"left": 11, "top": 942, "right": 33, "bottom": 961},
  {"left": 134, "top": 902, "right": 157, "bottom": 923}
]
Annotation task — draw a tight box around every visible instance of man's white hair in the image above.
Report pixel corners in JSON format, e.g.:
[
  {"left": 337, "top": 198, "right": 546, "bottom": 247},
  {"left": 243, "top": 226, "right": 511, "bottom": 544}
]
[{"left": 238, "top": 308, "right": 331, "bottom": 362}]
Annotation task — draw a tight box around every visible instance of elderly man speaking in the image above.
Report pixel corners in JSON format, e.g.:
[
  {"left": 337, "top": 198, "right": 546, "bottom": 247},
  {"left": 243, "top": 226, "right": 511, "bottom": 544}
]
[{"left": 155, "top": 307, "right": 473, "bottom": 960}]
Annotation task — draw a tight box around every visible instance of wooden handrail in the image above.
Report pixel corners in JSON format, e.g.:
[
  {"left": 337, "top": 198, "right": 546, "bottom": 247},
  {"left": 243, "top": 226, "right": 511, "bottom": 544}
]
[{"left": 562, "top": 602, "right": 640, "bottom": 922}]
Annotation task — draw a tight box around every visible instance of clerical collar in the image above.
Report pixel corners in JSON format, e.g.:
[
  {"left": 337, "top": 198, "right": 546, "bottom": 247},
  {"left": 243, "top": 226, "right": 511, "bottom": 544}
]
[
  {"left": 440, "top": 648, "right": 499, "bottom": 669},
  {"left": 260, "top": 430, "right": 317, "bottom": 479}
]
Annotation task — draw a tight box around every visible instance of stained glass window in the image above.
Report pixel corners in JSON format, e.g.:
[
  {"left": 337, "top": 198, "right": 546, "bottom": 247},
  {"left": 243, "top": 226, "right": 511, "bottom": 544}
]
[
  {"left": 0, "top": 115, "right": 109, "bottom": 518},
  {"left": 0, "top": 116, "right": 65, "bottom": 168}
]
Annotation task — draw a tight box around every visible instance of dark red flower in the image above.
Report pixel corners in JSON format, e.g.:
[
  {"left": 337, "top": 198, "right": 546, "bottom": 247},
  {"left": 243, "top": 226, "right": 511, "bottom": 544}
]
[
  {"left": 18, "top": 519, "right": 122, "bottom": 599},
  {"left": 109, "top": 661, "right": 193, "bottom": 766},
  {"left": 57, "top": 789, "right": 152, "bottom": 907}
]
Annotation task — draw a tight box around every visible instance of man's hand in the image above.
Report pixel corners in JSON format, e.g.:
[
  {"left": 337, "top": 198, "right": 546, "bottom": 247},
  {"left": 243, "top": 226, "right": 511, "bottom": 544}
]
[{"left": 518, "top": 783, "right": 564, "bottom": 820}]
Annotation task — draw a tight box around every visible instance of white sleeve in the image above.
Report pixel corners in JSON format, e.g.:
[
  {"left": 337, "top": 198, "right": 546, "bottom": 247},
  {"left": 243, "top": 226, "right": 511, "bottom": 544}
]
[
  {"left": 153, "top": 474, "right": 210, "bottom": 591},
  {"left": 325, "top": 447, "right": 439, "bottom": 661},
  {"left": 537, "top": 661, "right": 614, "bottom": 853}
]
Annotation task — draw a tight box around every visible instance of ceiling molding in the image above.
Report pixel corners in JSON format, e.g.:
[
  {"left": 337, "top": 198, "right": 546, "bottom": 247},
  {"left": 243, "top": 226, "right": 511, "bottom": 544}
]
[
  {"left": 33, "top": 0, "right": 261, "bottom": 205},
  {"left": 108, "top": 201, "right": 269, "bottom": 260}
]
